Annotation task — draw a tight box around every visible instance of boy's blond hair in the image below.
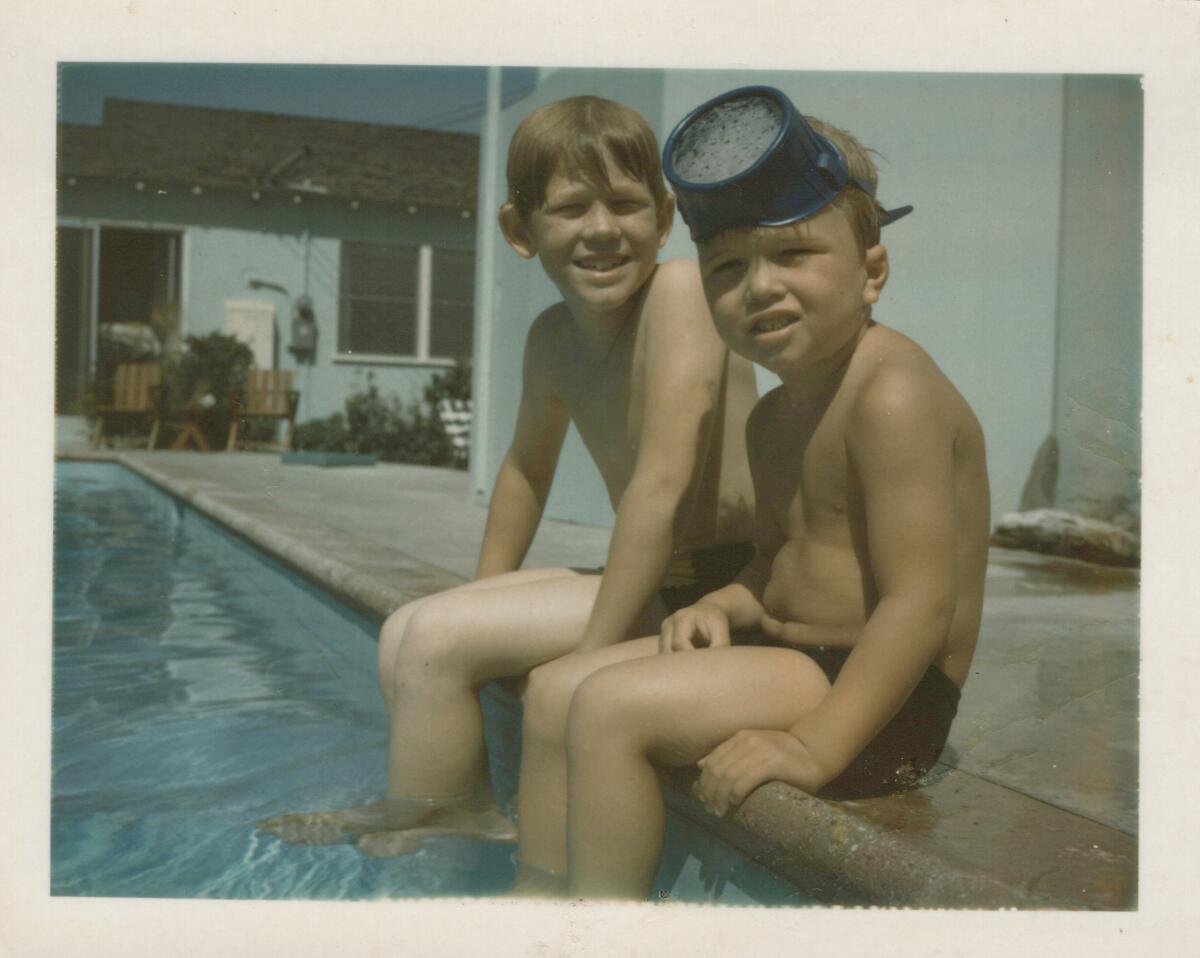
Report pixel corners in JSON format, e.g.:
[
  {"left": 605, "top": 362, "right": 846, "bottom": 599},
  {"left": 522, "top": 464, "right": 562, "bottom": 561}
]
[
  {"left": 506, "top": 95, "right": 669, "bottom": 222},
  {"left": 807, "top": 116, "right": 885, "bottom": 256}
]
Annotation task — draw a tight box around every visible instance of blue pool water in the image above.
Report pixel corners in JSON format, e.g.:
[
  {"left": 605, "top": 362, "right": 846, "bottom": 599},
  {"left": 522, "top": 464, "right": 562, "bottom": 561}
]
[
  {"left": 52, "top": 461, "right": 806, "bottom": 904},
  {"left": 52, "top": 461, "right": 519, "bottom": 899}
]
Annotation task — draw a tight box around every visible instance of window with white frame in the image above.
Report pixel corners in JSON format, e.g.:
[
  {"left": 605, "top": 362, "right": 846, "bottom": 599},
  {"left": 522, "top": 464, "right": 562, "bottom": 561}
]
[{"left": 338, "top": 240, "right": 474, "bottom": 361}]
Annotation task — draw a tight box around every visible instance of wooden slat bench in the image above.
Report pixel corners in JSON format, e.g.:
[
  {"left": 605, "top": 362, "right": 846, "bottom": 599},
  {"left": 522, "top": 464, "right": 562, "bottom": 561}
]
[
  {"left": 226, "top": 369, "right": 300, "bottom": 452},
  {"left": 91, "top": 362, "right": 164, "bottom": 449}
]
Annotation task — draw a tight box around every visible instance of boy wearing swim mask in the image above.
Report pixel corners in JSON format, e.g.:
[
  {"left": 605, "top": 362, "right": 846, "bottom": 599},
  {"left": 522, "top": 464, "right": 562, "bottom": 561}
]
[{"left": 557, "top": 87, "right": 990, "bottom": 899}]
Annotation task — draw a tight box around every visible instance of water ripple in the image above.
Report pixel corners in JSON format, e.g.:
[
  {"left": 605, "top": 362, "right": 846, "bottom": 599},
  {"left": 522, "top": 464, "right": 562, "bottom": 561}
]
[{"left": 52, "top": 463, "right": 514, "bottom": 900}]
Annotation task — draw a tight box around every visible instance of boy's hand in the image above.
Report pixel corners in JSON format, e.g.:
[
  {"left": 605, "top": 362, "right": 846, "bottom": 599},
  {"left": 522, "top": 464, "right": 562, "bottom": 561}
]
[
  {"left": 693, "top": 729, "right": 832, "bottom": 816},
  {"left": 658, "top": 601, "right": 731, "bottom": 654}
]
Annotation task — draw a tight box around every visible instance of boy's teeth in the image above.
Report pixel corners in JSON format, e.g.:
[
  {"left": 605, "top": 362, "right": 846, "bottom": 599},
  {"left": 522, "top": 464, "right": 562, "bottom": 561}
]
[{"left": 579, "top": 258, "right": 623, "bottom": 271}]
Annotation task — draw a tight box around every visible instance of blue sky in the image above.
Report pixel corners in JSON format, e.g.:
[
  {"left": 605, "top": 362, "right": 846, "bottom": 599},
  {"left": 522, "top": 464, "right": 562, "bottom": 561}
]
[{"left": 58, "top": 64, "right": 539, "bottom": 132}]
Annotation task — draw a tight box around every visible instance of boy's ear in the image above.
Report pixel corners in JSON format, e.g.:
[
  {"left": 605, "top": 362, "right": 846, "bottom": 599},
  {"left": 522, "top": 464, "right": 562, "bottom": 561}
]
[
  {"left": 862, "top": 243, "right": 890, "bottom": 305},
  {"left": 656, "top": 192, "right": 676, "bottom": 248},
  {"left": 499, "top": 203, "right": 537, "bottom": 260}
]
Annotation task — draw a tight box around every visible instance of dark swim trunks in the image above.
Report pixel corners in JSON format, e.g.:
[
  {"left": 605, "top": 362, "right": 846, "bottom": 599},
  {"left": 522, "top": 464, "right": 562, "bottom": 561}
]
[
  {"left": 658, "top": 541, "right": 756, "bottom": 614},
  {"left": 732, "top": 634, "right": 961, "bottom": 799}
]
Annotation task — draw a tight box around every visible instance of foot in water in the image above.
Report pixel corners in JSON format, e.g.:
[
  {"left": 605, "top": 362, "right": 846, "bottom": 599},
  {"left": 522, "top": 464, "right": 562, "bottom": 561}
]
[
  {"left": 255, "top": 799, "right": 427, "bottom": 846},
  {"left": 508, "top": 860, "right": 569, "bottom": 899},
  {"left": 357, "top": 805, "right": 518, "bottom": 858},
  {"left": 256, "top": 791, "right": 515, "bottom": 848}
]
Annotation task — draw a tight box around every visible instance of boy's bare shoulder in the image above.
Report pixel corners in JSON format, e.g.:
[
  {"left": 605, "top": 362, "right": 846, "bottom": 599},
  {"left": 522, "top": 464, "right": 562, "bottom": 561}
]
[
  {"left": 848, "top": 324, "right": 979, "bottom": 438},
  {"left": 640, "top": 258, "right": 726, "bottom": 367},
  {"left": 639, "top": 258, "right": 707, "bottom": 326},
  {"left": 647, "top": 256, "right": 703, "bottom": 288},
  {"left": 522, "top": 302, "right": 574, "bottom": 388},
  {"left": 528, "top": 301, "right": 571, "bottom": 341},
  {"left": 525, "top": 301, "right": 570, "bottom": 355}
]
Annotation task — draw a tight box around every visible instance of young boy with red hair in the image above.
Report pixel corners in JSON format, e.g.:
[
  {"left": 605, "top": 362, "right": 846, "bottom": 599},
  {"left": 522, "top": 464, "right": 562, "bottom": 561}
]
[{"left": 259, "top": 97, "right": 759, "bottom": 884}]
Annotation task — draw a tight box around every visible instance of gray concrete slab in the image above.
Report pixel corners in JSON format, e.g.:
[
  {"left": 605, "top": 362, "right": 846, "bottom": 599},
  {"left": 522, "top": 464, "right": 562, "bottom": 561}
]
[
  {"left": 57, "top": 445, "right": 1139, "bottom": 906},
  {"left": 114, "top": 450, "right": 612, "bottom": 580},
  {"left": 98, "top": 448, "right": 1139, "bottom": 837}
]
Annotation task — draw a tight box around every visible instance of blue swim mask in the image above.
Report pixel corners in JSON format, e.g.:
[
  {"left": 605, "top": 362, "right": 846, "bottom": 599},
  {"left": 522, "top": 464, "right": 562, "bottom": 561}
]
[{"left": 663, "top": 85, "right": 913, "bottom": 243}]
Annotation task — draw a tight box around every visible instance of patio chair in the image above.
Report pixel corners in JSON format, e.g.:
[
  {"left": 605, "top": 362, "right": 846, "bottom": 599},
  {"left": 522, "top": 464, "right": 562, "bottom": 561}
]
[
  {"left": 91, "top": 362, "right": 164, "bottom": 449},
  {"left": 437, "top": 398, "right": 472, "bottom": 465},
  {"left": 226, "top": 369, "right": 300, "bottom": 452}
]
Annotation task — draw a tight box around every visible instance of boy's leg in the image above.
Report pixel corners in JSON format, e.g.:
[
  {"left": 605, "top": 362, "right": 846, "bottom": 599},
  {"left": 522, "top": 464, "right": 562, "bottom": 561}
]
[
  {"left": 564, "top": 647, "right": 832, "bottom": 900},
  {"left": 513, "top": 635, "right": 661, "bottom": 894},
  {"left": 260, "top": 571, "right": 602, "bottom": 846},
  {"left": 376, "top": 568, "right": 581, "bottom": 711},
  {"left": 384, "top": 573, "right": 607, "bottom": 801}
]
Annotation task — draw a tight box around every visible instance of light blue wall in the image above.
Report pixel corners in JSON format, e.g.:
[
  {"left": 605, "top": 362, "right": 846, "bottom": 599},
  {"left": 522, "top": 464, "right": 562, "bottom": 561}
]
[
  {"left": 661, "top": 71, "right": 1066, "bottom": 526},
  {"left": 59, "top": 185, "right": 475, "bottom": 424},
  {"left": 478, "top": 70, "right": 1088, "bottom": 528},
  {"left": 1053, "top": 76, "right": 1142, "bottom": 524},
  {"left": 182, "top": 227, "right": 436, "bottom": 421},
  {"left": 479, "top": 69, "right": 666, "bottom": 528}
]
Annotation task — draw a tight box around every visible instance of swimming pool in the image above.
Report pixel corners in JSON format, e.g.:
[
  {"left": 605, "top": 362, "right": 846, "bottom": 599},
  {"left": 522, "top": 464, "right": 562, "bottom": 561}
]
[{"left": 52, "top": 461, "right": 806, "bottom": 903}]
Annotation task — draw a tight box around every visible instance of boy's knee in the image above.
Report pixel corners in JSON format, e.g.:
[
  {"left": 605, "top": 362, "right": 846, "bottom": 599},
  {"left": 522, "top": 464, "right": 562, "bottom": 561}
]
[
  {"left": 379, "top": 603, "right": 415, "bottom": 656},
  {"left": 567, "top": 667, "right": 645, "bottom": 755},
  {"left": 523, "top": 660, "right": 581, "bottom": 746},
  {"left": 392, "top": 598, "right": 481, "bottom": 677},
  {"left": 378, "top": 601, "right": 420, "bottom": 689},
  {"left": 395, "top": 602, "right": 450, "bottom": 665}
]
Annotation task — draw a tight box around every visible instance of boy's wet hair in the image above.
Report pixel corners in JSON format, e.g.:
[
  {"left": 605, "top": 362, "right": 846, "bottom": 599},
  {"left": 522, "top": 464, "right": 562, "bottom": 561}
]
[
  {"left": 807, "top": 116, "right": 885, "bottom": 256},
  {"left": 506, "top": 96, "right": 669, "bottom": 222}
]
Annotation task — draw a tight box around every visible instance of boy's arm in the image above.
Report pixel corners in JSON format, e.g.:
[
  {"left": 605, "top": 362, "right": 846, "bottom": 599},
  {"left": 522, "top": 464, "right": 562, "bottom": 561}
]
[
  {"left": 576, "top": 260, "right": 737, "bottom": 651},
  {"left": 474, "top": 313, "right": 571, "bottom": 579},
  {"left": 657, "top": 554, "right": 769, "bottom": 652},
  {"left": 693, "top": 371, "right": 959, "bottom": 813},
  {"left": 786, "top": 369, "right": 958, "bottom": 783},
  {"left": 660, "top": 401, "right": 785, "bottom": 651}
]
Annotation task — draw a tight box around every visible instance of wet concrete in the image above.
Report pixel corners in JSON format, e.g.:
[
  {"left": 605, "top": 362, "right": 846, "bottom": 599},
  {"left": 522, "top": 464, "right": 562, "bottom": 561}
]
[
  {"left": 954, "top": 549, "right": 1139, "bottom": 835},
  {"left": 57, "top": 445, "right": 1139, "bottom": 908}
]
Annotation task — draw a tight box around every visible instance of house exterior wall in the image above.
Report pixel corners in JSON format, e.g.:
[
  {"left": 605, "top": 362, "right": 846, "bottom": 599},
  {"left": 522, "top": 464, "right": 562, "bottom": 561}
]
[
  {"left": 180, "top": 226, "right": 438, "bottom": 422},
  {"left": 660, "top": 71, "right": 1067, "bottom": 528},
  {"left": 58, "top": 184, "right": 475, "bottom": 423},
  {"left": 473, "top": 68, "right": 667, "bottom": 528},
  {"left": 475, "top": 70, "right": 1116, "bottom": 531},
  {"left": 1052, "top": 76, "right": 1142, "bottom": 525}
]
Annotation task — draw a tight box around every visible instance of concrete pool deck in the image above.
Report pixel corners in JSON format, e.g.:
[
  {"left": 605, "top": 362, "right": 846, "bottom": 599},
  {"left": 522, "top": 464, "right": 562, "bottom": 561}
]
[{"left": 57, "top": 442, "right": 1138, "bottom": 908}]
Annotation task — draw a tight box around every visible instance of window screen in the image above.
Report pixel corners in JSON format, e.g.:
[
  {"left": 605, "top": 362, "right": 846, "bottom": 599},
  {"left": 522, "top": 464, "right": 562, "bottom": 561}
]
[
  {"left": 339, "top": 241, "right": 419, "bottom": 356},
  {"left": 430, "top": 248, "right": 475, "bottom": 359}
]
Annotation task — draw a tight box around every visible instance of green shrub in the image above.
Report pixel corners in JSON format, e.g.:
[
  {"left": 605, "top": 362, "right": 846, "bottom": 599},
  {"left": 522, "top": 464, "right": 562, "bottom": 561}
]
[
  {"left": 295, "top": 362, "right": 471, "bottom": 469},
  {"left": 294, "top": 412, "right": 350, "bottom": 452},
  {"left": 85, "top": 330, "right": 257, "bottom": 447},
  {"left": 424, "top": 358, "right": 472, "bottom": 406},
  {"left": 162, "top": 333, "right": 256, "bottom": 448},
  {"left": 342, "top": 375, "right": 457, "bottom": 466}
]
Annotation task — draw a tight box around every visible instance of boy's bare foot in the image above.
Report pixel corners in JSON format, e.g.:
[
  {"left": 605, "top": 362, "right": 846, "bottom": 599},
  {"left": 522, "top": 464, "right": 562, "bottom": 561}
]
[
  {"left": 356, "top": 805, "right": 518, "bottom": 858},
  {"left": 508, "top": 860, "right": 568, "bottom": 899},
  {"left": 256, "top": 793, "right": 472, "bottom": 846}
]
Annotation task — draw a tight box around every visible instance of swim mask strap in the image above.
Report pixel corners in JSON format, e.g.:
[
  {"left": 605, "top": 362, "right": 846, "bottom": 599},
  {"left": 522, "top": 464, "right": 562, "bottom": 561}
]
[{"left": 663, "top": 85, "right": 913, "bottom": 243}]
